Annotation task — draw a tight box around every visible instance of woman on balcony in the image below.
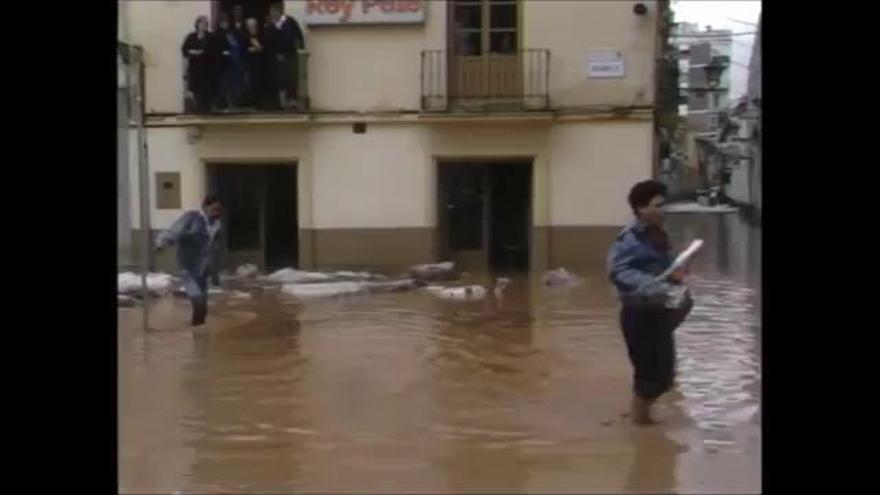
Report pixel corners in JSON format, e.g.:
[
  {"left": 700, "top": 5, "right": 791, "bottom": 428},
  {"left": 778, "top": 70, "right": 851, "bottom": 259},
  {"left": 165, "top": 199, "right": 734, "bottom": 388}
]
[
  {"left": 182, "top": 16, "right": 216, "bottom": 113},
  {"left": 215, "top": 12, "right": 246, "bottom": 110}
]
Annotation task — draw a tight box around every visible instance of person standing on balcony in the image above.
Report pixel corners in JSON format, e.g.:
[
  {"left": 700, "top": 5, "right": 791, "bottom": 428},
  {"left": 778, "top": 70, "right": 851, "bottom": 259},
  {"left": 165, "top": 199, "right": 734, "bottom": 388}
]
[
  {"left": 232, "top": 4, "right": 246, "bottom": 35},
  {"left": 266, "top": 1, "right": 305, "bottom": 109},
  {"left": 182, "top": 16, "right": 216, "bottom": 113},
  {"left": 215, "top": 12, "right": 246, "bottom": 109},
  {"left": 155, "top": 195, "right": 224, "bottom": 327},
  {"left": 607, "top": 180, "right": 694, "bottom": 425},
  {"left": 243, "top": 17, "right": 271, "bottom": 109}
]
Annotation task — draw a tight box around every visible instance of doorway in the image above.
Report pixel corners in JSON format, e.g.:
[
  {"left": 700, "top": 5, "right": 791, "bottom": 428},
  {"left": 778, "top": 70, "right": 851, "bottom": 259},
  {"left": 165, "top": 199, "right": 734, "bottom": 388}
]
[
  {"left": 209, "top": 163, "right": 298, "bottom": 271},
  {"left": 438, "top": 161, "right": 532, "bottom": 271}
]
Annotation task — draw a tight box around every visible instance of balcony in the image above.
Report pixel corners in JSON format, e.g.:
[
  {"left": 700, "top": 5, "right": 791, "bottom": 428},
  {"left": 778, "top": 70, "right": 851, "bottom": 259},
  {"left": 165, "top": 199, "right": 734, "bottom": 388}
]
[
  {"left": 183, "top": 50, "right": 310, "bottom": 115},
  {"left": 421, "top": 49, "right": 550, "bottom": 112}
]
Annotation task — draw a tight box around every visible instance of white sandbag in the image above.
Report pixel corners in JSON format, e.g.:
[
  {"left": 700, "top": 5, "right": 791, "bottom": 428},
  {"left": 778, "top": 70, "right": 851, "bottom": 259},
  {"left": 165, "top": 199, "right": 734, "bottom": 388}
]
[
  {"left": 229, "top": 290, "right": 253, "bottom": 300},
  {"left": 334, "top": 271, "right": 388, "bottom": 281},
  {"left": 265, "top": 268, "right": 334, "bottom": 284},
  {"left": 409, "top": 261, "right": 456, "bottom": 280},
  {"left": 363, "top": 279, "right": 421, "bottom": 293},
  {"left": 235, "top": 264, "right": 259, "bottom": 278},
  {"left": 281, "top": 281, "right": 366, "bottom": 298},
  {"left": 117, "top": 295, "right": 137, "bottom": 308},
  {"left": 118, "top": 272, "right": 176, "bottom": 295}
]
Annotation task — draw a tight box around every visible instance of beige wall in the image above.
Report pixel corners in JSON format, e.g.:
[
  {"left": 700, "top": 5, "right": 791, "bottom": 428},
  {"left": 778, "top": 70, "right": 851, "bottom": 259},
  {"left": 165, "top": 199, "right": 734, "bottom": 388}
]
[
  {"left": 125, "top": 0, "right": 657, "bottom": 115},
  {"left": 310, "top": 124, "right": 432, "bottom": 228},
  {"left": 143, "top": 119, "right": 650, "bottom": 229},
  {"left": 295, "top": 0, "right": 446, "bottom": 112},
  {"left": 122, "top": 1, "right": 211, "bottom": 114},
  {"left": 549, "top": 121, "right": 653, "bottom": 226},
  {"left": 525, "top": 0, "right": 658, "bottom": 108},
  {"left": 130, "top": 127, "right": 204, "bottom": 229}
]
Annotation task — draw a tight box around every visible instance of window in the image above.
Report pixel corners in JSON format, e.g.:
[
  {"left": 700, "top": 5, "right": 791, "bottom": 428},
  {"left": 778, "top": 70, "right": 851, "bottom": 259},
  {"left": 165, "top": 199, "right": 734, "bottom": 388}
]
[
  {"left": 489, "top": 1, "right": 517, "bottom": 54},
  {"left": 452, "top": 0, "right": 519, "bottom": 56}
]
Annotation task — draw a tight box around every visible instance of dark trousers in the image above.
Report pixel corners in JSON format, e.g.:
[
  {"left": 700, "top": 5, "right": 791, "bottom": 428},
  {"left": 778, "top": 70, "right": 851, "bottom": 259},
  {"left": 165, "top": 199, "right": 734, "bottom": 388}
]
[
  {"left": 278, "top": 55, "right": 298, "bottom": 104},
  {"left": 620, "top": 301, "right": 692, "bottom": 400},
  {"left": 194, "top": 89, "right": 213, "bottom": 114},
  {"left": 182, "top": 270, "right": 209, "bottom": 326}
]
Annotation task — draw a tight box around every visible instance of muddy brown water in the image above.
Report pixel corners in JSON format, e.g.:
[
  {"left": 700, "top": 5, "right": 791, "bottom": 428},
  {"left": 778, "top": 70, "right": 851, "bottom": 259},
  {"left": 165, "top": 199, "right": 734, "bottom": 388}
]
[{"left": 119, "top": 213, "right": 761, "bottom": 493}]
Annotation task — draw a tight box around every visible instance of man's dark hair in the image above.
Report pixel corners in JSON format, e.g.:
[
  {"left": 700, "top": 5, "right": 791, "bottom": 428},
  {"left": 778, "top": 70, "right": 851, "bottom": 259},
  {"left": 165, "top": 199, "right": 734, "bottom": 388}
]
[
  {"left": 627, "top": 180, "right": 667, "bottom": 216},
  {"left": 202, "top": 194, "right": 221, "bottom": 207}
]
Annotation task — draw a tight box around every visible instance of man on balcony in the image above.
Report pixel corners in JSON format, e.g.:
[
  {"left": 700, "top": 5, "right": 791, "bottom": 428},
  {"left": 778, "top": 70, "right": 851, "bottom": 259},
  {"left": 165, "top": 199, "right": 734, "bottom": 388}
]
[{"left": 267, "top": 1, "right": 305, "bottom": 110}]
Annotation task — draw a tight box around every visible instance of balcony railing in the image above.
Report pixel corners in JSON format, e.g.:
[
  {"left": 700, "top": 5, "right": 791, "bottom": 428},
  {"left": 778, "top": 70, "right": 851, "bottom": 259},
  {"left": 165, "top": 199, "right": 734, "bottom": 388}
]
[
  {"left": 183, "top": 50, "right": 310, "bottom": 115},
  {"left": 421, "top": 49, "right": 550, "bottom": 112}
]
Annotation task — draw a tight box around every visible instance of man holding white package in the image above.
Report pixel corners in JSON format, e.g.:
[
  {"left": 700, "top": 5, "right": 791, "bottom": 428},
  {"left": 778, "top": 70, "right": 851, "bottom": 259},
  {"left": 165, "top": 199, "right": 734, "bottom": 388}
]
[{"left": 607, "top": 180, "right": 698, "bottom": 425}]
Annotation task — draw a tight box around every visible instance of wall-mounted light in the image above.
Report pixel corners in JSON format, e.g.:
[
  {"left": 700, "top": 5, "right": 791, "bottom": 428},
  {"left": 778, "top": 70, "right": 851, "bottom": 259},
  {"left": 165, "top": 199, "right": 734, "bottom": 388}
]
[
  {"left": 186, "top": 126, "right": 201, "bottom": 144},
  {"left": 633, "top": 3, "right": 648, "bottom": 16}
]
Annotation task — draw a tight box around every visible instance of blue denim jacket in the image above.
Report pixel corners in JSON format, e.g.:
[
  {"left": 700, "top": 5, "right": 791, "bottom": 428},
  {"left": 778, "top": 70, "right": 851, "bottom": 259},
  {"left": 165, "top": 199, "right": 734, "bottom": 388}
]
[
  {"left": 156, "top": 210, "right": 223, "bottom": 276},
  {"left": 607, "top": 220, "right": 676, "bottom": 308}
]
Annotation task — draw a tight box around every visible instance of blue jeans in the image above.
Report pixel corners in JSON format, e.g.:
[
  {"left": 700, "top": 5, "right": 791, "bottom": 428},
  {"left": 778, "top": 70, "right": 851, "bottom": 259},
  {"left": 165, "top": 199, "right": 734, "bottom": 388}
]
[{"left": 182, "top": 270, "right": 209, "bottom": 326}]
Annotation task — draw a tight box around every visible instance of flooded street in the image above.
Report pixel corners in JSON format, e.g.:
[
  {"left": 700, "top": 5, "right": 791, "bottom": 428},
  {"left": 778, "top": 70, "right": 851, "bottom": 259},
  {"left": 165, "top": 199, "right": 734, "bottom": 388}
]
[{"left": 119, "top": 213, "right": 761, "bottom": 494}]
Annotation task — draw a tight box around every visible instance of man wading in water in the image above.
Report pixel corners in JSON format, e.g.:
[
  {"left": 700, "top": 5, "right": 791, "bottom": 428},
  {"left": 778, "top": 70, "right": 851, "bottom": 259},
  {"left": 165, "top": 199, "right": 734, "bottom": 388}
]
[
  {"left": 607, "top": 180, "right": 693, "bottom": 425},
  {"left": 156, "top": 195, "right": 224, "bottom": 327}
]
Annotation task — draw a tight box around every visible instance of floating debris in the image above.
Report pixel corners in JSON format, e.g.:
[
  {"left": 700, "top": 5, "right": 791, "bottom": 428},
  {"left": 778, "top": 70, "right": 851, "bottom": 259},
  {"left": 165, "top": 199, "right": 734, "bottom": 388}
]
[
  {"left": 542, "top": 268, "right": 582, "bottom": 287},
  {"left": 425, "top": 278, "right": 509, "bottom": 301}
]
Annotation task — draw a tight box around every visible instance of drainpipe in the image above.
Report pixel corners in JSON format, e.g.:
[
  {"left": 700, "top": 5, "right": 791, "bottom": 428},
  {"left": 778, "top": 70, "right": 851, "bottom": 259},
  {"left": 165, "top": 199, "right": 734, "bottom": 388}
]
[{"left": 128, "top": 45, "right": 152, "bottom": 331}]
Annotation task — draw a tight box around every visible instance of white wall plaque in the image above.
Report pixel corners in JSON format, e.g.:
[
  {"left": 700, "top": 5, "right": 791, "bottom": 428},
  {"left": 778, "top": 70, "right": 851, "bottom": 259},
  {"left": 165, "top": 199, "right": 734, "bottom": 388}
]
[{"left": 588, "top": 51, "right": 626, "bottom": 79}]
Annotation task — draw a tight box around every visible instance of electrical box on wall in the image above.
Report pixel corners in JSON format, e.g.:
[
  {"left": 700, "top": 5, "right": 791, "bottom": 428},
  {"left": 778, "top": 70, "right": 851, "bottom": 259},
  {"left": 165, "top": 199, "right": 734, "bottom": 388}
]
[{"left": 156, "top": 172, "right": 181, "bottom": 209}]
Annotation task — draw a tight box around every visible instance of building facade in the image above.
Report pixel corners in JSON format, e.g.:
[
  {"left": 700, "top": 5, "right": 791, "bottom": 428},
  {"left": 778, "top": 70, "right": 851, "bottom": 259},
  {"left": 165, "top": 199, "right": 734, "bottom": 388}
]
[
  {"left": 119, "top": 0, "right": 664, "bottom": 273},
  {"left": 673, "top": 22, "right": 732, "bottom": 134},
  {"left": 746, "top": 15, "right": 761, "bottom": 220}
]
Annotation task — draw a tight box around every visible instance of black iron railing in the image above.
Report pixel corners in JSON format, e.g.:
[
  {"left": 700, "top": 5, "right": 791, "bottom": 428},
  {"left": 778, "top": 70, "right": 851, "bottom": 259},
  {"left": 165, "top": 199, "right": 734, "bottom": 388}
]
[
  {"left": 183, "top": 50, "right": 310, "bottom": 114},
  {"left": 421, "top": 49, "right": 550, "bottom": 111}
]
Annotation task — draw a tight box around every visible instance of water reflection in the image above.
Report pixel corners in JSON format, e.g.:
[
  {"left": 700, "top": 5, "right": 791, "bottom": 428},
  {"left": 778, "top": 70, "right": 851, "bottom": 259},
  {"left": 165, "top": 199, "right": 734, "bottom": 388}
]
[
  {"left": 624, "top": 427, "right": 683, "bottom": 493},
  {"left": 184, "top": 294, "right": 310, "bottom": 492},
  {"left": 119, "top": 213, "right": 761, "bottom": 494}
]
